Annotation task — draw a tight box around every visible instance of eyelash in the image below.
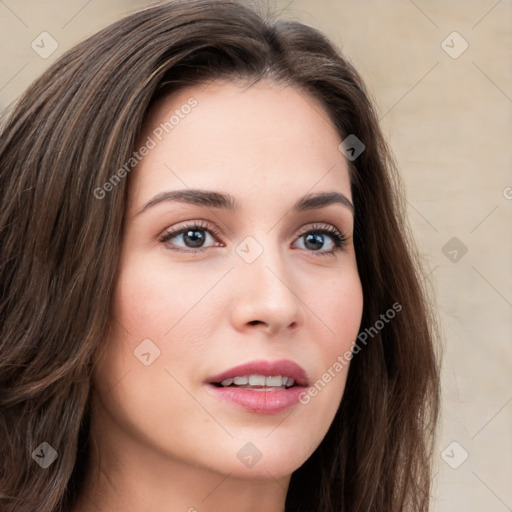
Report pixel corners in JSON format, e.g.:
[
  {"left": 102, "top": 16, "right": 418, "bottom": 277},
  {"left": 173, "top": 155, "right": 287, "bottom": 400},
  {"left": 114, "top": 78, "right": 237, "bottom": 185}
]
[{"left": 158, "top": 220, "right": 348, "bottom": 257}]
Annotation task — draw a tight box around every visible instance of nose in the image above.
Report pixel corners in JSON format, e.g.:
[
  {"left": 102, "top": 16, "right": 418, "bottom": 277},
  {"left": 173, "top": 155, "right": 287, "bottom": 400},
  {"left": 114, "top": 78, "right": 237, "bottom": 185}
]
[{"left": 229, "top": 240, "right": 305, "bottom": 337}]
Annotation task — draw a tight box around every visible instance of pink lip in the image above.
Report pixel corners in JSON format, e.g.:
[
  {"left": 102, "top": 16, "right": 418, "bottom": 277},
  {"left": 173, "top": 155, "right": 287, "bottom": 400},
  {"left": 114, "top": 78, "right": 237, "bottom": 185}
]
[{"left": 204, "top": 359, "right": 309, "bottom": 415}]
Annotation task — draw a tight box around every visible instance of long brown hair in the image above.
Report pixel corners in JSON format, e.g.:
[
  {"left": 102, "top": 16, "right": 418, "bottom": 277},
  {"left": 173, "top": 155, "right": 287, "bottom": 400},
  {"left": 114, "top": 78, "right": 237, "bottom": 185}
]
[{"left": 0, "top": 1, "right": 441, "bottom": 510}]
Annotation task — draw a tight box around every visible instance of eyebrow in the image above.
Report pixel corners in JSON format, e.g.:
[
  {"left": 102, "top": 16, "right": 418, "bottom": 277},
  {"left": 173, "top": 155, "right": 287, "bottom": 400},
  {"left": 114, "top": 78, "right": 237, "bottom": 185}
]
[{"left": 136, "top": 188, "right": 354, "bottom": 216}]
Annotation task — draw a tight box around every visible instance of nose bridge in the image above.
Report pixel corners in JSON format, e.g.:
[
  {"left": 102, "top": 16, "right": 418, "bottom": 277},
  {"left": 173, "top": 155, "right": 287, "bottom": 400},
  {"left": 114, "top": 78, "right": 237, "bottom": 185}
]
[
  {"left": 231, "top": 231, "right": 303, "bottom": 332},
  {"left": 237, "top": 229, "right": 289, "bottom": 290}
]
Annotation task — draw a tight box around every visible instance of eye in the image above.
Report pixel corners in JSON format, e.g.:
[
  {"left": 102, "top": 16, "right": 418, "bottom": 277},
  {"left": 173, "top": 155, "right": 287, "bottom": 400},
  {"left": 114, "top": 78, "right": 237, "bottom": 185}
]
[
  {"left": 294, "top": 223, "right": 347, "bottom": 256},
  {"left": 159, "top": 221, "right": 348, "bottom": 256},
  {"left": 159, "top": 220, "right": 222, "bottom": 252}
]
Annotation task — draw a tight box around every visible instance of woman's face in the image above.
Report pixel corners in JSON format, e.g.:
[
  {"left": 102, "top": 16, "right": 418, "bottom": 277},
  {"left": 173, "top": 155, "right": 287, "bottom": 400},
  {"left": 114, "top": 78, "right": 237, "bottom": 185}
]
[{"left": 91, "top": 79, "right": 363, "bottom": 482}]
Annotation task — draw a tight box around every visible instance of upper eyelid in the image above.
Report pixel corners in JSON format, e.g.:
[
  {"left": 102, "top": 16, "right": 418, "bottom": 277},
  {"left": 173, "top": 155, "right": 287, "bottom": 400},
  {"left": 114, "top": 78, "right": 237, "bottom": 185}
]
[{"left": 161, "top": 220, "right": 347, "bottom": 244}]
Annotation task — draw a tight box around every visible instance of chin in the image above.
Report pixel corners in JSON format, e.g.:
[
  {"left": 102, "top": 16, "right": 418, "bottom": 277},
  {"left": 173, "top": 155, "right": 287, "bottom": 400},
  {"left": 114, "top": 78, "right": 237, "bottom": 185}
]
[{"left": 209, "top": 434, "right": 317, "bottom": 480}]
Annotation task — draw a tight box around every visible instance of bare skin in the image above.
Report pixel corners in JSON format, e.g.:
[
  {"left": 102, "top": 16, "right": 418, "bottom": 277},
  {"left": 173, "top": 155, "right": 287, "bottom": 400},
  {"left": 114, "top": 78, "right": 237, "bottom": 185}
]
[{"left": 72, "top": 79, "right": 363, "bottom": 512}]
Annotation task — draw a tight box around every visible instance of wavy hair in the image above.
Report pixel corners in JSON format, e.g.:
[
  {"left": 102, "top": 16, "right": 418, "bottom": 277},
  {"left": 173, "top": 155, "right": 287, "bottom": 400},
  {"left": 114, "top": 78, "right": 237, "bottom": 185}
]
[{"left": 0, "top": 1, "right": 441, "bottom": 510}]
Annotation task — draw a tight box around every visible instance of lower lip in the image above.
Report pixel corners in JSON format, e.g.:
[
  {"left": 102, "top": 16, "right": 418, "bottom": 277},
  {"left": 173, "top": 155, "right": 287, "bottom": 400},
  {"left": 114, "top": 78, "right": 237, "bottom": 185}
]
[{"left": 205, "top": 384, "right": 306, "bottom": 414}]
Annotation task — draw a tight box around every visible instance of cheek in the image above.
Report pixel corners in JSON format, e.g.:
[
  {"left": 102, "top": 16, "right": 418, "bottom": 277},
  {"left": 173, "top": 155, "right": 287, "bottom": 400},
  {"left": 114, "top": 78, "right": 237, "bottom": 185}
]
[
  {"left": 90, "top": 255, "right": 212, "bottom": 454},
  {"left": 304, "top": 272, "right": 363, "bottom": 407},
  {"left": 111, "top": 252, "right": 209, "bottom": 337},
  {"left": 320, "top": 271, "right": 364, "bottom": 350},
  {"left": 102, "top": 252, "right": 221, "bottom": 394}
]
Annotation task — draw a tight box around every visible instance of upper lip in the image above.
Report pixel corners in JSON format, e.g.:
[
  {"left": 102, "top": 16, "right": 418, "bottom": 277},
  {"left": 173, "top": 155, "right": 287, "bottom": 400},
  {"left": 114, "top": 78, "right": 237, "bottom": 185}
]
[{"left": 205, "top": 359, "right": 309, "bottom": 387}]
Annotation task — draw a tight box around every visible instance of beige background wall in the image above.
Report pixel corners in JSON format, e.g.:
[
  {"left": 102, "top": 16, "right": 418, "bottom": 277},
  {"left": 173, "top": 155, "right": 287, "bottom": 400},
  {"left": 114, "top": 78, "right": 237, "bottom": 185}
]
[{"left": 1, "top": 1, "right": 511, "bottom": 510}]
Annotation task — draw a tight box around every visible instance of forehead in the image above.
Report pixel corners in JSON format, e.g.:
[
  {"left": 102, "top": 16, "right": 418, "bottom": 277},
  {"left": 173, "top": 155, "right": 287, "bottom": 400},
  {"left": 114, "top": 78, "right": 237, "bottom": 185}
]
[{"left": 129, "top": 79, "right": 351, "bottom": 208}]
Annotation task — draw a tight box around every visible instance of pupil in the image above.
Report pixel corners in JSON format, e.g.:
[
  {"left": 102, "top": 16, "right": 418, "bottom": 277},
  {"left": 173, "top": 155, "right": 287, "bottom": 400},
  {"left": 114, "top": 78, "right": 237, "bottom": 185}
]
[{"left": 305, "top": 232, "right": 323, "bottom": 250}]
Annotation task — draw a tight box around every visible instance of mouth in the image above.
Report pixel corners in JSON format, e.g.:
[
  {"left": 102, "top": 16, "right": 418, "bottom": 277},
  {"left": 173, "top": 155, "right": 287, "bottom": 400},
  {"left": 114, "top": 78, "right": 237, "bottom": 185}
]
[
  {"left": 210, "top": 374, "right": 299, "bottom": 390},
  {"left": 204, "top": 359, "right": 309, "bottom": 414}
]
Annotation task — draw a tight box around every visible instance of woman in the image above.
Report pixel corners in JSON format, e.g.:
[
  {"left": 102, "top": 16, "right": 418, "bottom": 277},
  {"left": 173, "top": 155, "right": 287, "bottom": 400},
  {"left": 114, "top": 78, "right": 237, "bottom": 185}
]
[{"left": 0, "top": 1, "right": 441, "bottom": 511}]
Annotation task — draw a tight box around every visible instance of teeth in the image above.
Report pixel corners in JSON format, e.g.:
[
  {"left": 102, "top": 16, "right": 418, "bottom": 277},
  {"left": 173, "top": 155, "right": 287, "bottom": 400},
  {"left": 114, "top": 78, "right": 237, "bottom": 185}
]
[
  {"left": 249, "top": 375, "right": 266, "bottom": 386},
  {"left": 219, "top": 375, "right": 295, "bottom": 388},
  {"left": 265, "top": 376, "right": 282, "bottom": 386}
]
